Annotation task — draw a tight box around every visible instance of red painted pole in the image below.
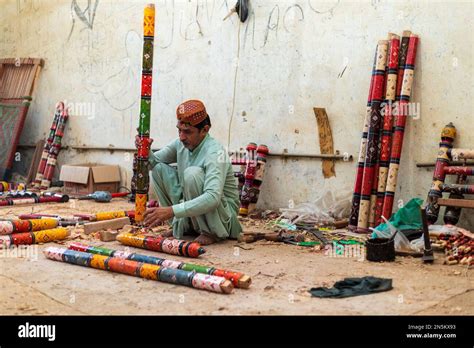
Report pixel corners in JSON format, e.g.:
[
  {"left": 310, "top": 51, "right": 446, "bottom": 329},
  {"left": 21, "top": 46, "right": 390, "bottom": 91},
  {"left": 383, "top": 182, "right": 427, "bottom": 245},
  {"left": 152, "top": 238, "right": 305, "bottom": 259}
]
[
  {"left": 372, "top": 33, "right": 400, "bottom": 226},
  {"left": 381, "top": 34, "right": 419, "bottom": 221},
  {"left": 356, "top": 40, "right": 389, "bottom": 232},
  {"left": 348, "top": 47, "right": 378, "bottom": 230}
]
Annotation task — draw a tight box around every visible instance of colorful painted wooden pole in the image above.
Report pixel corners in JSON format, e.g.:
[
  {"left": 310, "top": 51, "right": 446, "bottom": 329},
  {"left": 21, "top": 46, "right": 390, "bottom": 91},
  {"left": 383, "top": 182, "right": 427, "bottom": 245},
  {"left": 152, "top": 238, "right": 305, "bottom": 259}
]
[
  {"left": 444, "top": 167, "right": 474, "bottom": 176},
  {"left": 0, "top": 218, "right": 59, "bottom": 235},
  {"left": 248, "top": 144, "right": 269, "bottom": 213},
  {"left": 0, "top": 193, "right": 69, "bottom": 206},
  {"left": 135, "top": 4, "right": 155, "bottom": 224},
  {"left": 33, "top": 105, "right": 61, "bottom": 188},
  {"left": 239, "top": 142, "right": 257, "bottom": 215},
  {"left": 68, "top": 242, "right": 251, "bottom": 288},
  {"left": 373, "top": 33, "right": 400, "bottom": 227},
  {"left": 44, "top": 247, "right": 233, "bottom": 294},
  {"left": 425, "top": 123, "right": 457, "bottom": 223},
  {"left": 381, "top": 33, "right": 419, "bottom": 221},
  {"left": 40, "top": 102, "right": 69, "bottom": 190},
  {"left": 117, "top": 232, "right": 205, "bottom": 258},
  {"left": 348, "top": 48, "right": 379, "bottom": 230},
  {"left": 0, "top": 228, "right": 69, "bottom": 248},
  {"left": 356, "top": 40, "right": 388, "bottom": 232}
]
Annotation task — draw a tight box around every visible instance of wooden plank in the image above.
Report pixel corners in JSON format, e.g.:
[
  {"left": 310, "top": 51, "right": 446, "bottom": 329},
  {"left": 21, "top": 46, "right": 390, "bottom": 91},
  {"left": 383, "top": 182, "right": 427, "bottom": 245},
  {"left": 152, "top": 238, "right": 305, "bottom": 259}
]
[
  {"left": 437, "top": 198, "right": 474, "bottom": 209},
  {"left": 313, "top": 107, "right": 336, "bottom": 178},
  {"left": 83, "top": 217, "right": 131, "bottom": 235},
  {"left": 26, "top": 139, "right": 45, "bottom": 185}
]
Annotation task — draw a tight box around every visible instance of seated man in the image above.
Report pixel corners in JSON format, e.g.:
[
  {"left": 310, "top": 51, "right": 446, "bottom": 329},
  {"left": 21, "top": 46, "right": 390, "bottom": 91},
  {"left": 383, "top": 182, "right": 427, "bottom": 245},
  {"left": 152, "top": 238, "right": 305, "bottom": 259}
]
[{"left": 143, "top": 99, "right": 242, "bottom": 245}]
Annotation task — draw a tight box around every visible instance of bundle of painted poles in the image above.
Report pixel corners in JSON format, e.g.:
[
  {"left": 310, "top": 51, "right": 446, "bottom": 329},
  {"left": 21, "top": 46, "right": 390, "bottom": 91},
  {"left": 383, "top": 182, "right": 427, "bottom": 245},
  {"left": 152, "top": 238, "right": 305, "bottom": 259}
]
[
  {"left": 349, "top": 31, "right": 420, "bottom": 233},
  {"left": 0, "top": 218, "right": 70, "bottom": 248},
  {"left": 32, "top": 101, "right": 69, "bottom": 190},
  {"left": 44, "top": 246, "right": 233, "bottom": 293},
  {"left": 425, "top": 122, "right": 474, "bottom": 225},
  {"left": 68, "top": 242, "right": 251, "bottom": 288},
  {"left": 0, "top": 192, "right": 69, "bottom": 206},
  {"left": 232, "top": 143, "right": 269, "bottom": 216}
]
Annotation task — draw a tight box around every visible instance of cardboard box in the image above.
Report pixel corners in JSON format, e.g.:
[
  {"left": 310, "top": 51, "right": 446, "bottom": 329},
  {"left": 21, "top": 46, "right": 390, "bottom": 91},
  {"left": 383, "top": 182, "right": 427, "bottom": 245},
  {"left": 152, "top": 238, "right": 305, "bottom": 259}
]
[{"left": 59, "top": 164, "right": 121, "bottom": 195}]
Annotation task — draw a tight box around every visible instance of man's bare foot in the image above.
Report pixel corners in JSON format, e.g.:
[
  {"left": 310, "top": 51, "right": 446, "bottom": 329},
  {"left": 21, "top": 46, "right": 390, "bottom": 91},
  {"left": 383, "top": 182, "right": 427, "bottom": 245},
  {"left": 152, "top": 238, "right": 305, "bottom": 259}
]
[
  {"left": 160, "top": 230, "right": 174, "bottom": 238},
  {"left": 193, "top": 234, "right": 217, "bottom": 245}
]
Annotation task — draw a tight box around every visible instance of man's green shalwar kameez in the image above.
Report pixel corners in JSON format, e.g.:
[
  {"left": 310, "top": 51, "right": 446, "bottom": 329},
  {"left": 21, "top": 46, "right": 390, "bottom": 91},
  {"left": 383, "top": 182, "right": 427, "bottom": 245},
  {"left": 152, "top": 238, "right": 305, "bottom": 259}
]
[{"left": 149, "top": 134, "right": 242, "bottom": 239}]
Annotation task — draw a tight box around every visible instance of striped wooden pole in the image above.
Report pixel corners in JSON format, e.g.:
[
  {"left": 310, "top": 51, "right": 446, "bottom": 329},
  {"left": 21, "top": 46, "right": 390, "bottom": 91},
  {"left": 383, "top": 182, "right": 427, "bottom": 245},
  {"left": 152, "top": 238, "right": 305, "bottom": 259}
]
[
  {"left": 135, "top": 4, "right": 155, "bottom": 223},
  {"left": 348, "top": 48, "right": 379, "bottom": 230},
  {"left": 372, "top": 33, "right": 400, "bottom": 226},
  {"left": 381, "top": 33, "right": 419, "bottom": 221},
  {"left": 356, "top": 40, "right": 389, "bottom": 232}
]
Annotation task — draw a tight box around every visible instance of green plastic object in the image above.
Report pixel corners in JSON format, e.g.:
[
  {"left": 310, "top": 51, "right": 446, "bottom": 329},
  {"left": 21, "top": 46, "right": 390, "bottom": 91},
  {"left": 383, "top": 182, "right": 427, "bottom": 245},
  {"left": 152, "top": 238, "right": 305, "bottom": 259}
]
[{"left": 372, "top": 198, "right": 423, "bottom": 237}]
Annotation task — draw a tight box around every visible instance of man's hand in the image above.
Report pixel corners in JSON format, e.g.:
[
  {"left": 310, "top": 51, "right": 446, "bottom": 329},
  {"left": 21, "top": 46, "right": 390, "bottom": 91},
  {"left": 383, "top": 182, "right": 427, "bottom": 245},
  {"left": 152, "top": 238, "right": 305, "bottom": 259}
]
[{"left": 143, "top": 207, "right": 174, "bottom": 228}]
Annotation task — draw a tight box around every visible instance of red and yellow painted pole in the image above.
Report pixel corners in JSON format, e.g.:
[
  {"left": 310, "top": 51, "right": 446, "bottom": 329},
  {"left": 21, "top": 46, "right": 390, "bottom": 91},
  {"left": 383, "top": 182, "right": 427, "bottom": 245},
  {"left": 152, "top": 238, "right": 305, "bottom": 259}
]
[
  {"left": 69, "top": 242, "right": 251, "bottom": 288},
  {"left": 0, "top": 227, "right": 69, "bottom": 248}
]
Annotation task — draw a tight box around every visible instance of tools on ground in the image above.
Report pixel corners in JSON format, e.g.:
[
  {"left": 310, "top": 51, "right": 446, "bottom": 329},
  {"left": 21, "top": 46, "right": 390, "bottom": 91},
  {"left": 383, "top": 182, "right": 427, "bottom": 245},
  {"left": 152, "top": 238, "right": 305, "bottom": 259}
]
[{"left": 239, "top": 230, "right": 320, "bottom": 247}]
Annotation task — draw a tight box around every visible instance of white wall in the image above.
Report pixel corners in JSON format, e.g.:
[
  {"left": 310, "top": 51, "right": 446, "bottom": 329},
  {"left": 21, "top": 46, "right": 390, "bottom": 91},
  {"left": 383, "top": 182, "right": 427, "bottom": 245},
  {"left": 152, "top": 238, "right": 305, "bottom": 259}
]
[{"left": 1, "top": 0, "right": 473, "bottom": 227}]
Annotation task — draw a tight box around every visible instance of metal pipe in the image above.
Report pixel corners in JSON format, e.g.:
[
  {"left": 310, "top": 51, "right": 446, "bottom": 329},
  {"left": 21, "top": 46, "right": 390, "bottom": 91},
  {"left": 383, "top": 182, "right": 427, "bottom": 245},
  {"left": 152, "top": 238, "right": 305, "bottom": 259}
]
[{"left": 18, "top": 144, "right": 353, "bottom": 161}]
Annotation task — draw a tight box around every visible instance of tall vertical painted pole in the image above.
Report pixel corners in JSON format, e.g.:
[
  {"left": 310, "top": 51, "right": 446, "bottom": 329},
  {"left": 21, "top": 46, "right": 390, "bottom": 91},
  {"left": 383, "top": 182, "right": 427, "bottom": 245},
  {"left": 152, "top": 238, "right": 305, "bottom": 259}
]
[{"left": 135, "top": 4, "right": 155, "bottom": 223}]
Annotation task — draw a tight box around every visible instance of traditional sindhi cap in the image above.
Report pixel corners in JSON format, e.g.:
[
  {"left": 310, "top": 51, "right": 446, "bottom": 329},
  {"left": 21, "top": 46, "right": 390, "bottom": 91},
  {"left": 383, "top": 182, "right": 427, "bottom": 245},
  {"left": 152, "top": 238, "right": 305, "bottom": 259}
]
[{"left": 176, "top": 100, "right": 208, "bottom": 126}]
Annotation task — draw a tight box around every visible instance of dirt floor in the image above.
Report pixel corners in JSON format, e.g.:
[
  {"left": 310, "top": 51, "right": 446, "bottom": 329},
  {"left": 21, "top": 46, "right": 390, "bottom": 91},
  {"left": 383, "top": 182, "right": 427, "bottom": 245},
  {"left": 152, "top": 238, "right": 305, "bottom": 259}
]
[{"left": 0, "top": 199, "right": 472, "bottom": 315}]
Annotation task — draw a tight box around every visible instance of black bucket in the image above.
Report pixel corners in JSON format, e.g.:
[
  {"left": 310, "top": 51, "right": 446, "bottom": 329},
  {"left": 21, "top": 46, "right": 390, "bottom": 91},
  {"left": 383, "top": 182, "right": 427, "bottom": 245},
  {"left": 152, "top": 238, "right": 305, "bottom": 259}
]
[{"left": 365, "top": 238, "right": 395, "bottom": 262}]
